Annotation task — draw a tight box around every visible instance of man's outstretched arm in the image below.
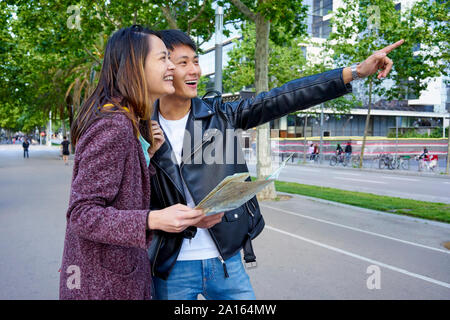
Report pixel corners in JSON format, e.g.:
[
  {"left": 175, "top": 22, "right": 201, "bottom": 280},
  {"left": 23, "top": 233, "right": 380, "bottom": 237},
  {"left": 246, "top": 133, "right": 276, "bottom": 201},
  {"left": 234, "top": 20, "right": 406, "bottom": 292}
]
[{"left": 222, "top": 40, "right": 404, "bottom": 130}]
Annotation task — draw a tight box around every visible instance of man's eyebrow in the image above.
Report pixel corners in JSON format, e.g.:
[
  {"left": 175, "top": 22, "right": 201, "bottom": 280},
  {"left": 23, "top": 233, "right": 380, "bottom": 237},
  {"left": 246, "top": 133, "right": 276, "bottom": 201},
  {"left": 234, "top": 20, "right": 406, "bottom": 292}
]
[{"left": 173, "top": 55, "right": 199, "bottom": 61}]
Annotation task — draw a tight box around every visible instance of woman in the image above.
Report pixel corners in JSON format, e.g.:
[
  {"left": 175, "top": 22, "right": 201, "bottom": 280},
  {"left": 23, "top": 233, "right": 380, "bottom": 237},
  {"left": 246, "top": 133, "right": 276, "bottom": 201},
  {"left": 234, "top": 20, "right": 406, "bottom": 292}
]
[
  {"left": 336, "top": 143, "right": 343, "bottom": 155},
  {"left": 59, "top": 26, "right": 205, "bottom": 300}
]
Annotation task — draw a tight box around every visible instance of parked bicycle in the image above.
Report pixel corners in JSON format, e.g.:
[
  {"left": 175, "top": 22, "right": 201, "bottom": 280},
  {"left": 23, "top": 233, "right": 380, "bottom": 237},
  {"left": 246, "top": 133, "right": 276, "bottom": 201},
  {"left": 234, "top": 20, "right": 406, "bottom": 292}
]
[
  {"left": 378, "top": 154, "right": 395, "bottom": 170},
  {"left": 329, "top": 153, "right": 349, "bottom": 166},
  {"left": 390, "top": 155, "right": 410, "bottom": 170}
]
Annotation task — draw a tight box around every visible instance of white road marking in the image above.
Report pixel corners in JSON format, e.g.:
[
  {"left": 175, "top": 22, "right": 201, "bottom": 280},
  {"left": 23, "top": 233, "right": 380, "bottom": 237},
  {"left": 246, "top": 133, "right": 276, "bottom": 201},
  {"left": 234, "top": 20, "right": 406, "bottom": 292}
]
[
  {"left": 261, "top": 204, "right": 450, "bottom": 254},
  {"left": 333, "top": 172, "right": 362, "bottom": 176},
  {"left": 266, "top": 225, "right": 450, "bottom": 289},
  {"left": 338, "top": 177, "right": 387, "bottom": 184},
  {"left": 379, "top": 176, "right": 419, "bottom": 182}
]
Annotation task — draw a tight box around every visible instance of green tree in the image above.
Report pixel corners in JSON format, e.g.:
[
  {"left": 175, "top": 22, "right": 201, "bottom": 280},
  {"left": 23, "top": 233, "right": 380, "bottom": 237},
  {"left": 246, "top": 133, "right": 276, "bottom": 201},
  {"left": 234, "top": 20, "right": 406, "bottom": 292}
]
[
  {"left": 326, "top": 0, "right": 449, "bottom": 167},
  {"left": 1, "top": 1, "right": 222, "bottom": 139},
  {"left": 222, "top": 22, "right": 309, "bottom": 93},
  {"left": 224, "top": 0, "right": 309, "bottom": 200}
]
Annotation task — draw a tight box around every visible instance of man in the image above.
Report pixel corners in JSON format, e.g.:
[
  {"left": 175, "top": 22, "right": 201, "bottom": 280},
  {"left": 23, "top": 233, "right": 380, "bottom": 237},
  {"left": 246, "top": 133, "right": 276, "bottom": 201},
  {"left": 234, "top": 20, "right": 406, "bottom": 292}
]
[
  {"left": 419, "top": 146, "right": 429, "bottom": 160},
  {"left": 345, "top": 141, "right": 352, "bottom": 162},
  {"left": 22, "top": 138, "right": 30, "bottom": 158},
  {"left": 149, "top": 29, "right": 403, "bottom": 300}
]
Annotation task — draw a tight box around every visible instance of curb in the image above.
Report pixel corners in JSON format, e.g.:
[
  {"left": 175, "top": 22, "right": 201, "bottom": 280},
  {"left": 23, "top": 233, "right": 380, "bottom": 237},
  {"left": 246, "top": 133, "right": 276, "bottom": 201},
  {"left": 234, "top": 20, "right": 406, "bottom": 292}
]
[
  {"left": 287, "top": 161, "right": 450, "bottom": 180},
  {"left": 273, "top": 191, "right": 450, "bottom": 229}
]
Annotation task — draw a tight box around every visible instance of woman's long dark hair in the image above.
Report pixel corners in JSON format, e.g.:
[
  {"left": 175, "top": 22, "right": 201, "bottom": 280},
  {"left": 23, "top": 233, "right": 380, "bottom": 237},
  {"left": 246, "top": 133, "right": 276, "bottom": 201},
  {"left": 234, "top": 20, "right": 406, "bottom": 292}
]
[{"left": 71, "top": 25, "right": 160, "bottom": 146}]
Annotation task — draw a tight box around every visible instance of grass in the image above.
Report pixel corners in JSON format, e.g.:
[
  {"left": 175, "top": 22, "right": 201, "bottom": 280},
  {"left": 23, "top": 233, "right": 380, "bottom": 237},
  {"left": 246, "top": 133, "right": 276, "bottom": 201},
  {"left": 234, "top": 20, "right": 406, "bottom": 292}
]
[{"left": 254, "top": 177, "right": 450, "bottom": 224}]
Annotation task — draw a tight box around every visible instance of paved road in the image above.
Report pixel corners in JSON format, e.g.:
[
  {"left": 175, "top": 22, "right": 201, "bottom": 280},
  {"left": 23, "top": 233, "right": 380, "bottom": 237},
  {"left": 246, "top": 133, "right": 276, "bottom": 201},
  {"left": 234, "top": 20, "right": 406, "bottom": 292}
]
[
  {"left": 248, "top": 162, "right": 450, "bottom": 204},
  {"left": 252, "top": 196, "right": 450, "bottom": 299},
  {"left": 1, "top": 145, "right": 449, "bottom": 299}
]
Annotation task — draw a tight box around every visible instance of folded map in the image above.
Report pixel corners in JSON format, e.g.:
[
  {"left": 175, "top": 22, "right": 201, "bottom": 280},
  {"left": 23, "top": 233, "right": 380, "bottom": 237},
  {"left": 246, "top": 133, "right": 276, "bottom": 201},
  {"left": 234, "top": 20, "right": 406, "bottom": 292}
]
[{"left": 195, "top": 153, "right": 294, "bottom": 215}]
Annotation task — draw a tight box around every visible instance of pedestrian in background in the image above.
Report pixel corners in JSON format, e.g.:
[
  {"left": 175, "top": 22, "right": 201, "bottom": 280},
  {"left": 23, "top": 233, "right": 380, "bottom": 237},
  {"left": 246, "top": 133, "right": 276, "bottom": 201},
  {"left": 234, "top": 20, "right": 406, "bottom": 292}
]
[
  {"left": 22, "top": 139, "right": 29, "bottom": 158},
  {"left": 308, "top": 143, "right": 314, "bottom": 160},
  {"left": 61, "top": 136, "right": 70, "bottom": 165}
]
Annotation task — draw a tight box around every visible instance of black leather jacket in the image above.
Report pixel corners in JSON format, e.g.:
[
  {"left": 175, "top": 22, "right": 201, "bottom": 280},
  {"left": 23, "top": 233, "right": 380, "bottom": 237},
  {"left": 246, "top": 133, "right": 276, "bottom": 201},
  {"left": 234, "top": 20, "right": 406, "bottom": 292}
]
[{"left": 149, "top": 68, "right": 352, "bottom": 280}]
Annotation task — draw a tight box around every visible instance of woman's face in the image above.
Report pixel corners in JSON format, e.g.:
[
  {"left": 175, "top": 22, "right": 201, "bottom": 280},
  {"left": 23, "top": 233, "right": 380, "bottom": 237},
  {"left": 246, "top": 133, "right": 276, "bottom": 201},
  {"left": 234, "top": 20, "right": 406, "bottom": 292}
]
[{"left": 145, "top": 35, "right": 176, "bottom": 103}]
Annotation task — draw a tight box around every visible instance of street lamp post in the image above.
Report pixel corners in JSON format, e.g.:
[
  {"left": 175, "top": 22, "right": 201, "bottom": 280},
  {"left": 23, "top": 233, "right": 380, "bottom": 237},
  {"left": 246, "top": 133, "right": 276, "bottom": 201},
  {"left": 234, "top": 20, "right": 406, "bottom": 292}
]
[
  {"left": 395, "top": 116, "right": 399, "bottom": 159},
  {"left": 47, "top": 111, "right": 52, "bottom": 146},
  {"left": 319, "top": 103, "right": 324, "bottom": 164},
  {"left": 214, "top": 6, "right": 223, "bottom": 93},
  {"left": 303, "top": 114, "right": 308, "bottom": 163}
]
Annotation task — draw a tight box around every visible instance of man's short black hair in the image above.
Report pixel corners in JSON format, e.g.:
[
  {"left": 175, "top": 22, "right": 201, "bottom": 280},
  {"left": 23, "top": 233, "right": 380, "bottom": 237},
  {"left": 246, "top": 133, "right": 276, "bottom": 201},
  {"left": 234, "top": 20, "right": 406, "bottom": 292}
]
[{"left": 160, "top": 29, "right": 197, "bottom": 52}]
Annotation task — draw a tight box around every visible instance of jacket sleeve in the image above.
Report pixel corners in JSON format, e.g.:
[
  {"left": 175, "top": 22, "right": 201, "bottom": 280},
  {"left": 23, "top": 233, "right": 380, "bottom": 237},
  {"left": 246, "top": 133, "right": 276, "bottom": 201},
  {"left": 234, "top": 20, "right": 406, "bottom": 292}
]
[
  {"left": 220, "top": 68, "right": 352, "bottom": 130},
  {"left": 67, "top": 117, "right": 149, "bottom": 250}
]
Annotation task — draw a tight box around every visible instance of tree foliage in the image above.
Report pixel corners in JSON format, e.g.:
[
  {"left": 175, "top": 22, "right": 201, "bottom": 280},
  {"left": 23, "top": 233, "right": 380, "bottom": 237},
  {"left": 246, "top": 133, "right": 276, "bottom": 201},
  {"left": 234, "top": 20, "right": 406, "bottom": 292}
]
[
  {"left": 326, "top": 0, "right": 449, "bottom": 101},
  {"left": 0, "top": 0, "right": 220, "bottom": 135},
  {"left": 222, "top": 22, "right": 310, "bottom": 93}
]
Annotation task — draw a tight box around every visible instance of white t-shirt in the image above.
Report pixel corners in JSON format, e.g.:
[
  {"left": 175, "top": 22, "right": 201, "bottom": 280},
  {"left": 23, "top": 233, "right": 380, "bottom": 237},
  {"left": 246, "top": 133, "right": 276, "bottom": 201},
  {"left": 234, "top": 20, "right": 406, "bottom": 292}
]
[{"left": 159, "top": 112, "right": 220, "bottom": 261}]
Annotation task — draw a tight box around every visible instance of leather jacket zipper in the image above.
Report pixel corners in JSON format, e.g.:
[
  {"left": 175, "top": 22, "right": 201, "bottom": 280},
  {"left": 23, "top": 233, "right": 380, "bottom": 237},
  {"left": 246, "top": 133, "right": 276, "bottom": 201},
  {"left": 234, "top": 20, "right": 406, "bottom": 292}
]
[
  {"left": 218, "top": 255, "right": 229, "bottom": 278},
  {"left": 177, "top": 132, "right": 230, "bottom": 279},
  {"left": 150, "top": 171, "right": 166, "bottom": 277},
  {"left": 151, "top": 236, "right": 163, "bottom": 277},
  {"left": 208, "top": 229, "right": 229, "bottom": 278}
]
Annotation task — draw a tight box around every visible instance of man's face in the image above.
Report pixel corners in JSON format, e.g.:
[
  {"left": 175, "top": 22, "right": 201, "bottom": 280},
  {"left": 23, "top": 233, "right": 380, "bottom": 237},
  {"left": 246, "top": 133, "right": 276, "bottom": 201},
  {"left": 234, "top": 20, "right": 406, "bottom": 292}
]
[{"left": 168, "top": 44, "right": 202, "bottom": 99}]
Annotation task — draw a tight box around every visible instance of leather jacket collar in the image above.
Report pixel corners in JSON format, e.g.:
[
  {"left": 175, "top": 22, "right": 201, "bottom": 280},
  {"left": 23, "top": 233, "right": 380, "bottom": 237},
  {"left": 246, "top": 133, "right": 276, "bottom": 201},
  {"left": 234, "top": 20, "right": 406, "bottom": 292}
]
[{"left": 150, "top": 98, "right": 217, "bottom": 200}]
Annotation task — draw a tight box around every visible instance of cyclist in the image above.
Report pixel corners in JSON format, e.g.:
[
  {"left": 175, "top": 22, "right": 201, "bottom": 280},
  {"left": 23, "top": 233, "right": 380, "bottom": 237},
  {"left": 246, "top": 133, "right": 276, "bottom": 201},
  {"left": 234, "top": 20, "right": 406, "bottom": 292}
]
[
  {"left": 345, "top": 141, "right": 352, "bottom": 162},
  {"left": 336, "top": 144, "right": 344, "bottom": 162},
  {"left": 312, "top": 144, "right": 319, "bottom": 161},
  {"left": 336, "top": 143, "right": 343, "bottom": 155},
  {"left": 419, "top": 147, "right": 429, "bottom": 160}
]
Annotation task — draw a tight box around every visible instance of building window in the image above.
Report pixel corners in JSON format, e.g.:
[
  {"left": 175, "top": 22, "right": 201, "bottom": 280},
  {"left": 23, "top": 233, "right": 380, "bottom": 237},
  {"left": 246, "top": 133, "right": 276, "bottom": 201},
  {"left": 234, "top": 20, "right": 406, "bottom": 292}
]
[
  {"left": 311, "top": 0, "right": 333, "bottom": 38},
  {"left": 312, "top": 16, "right": 331, "bottom": 38},
  {"left": 313, "top": 0, "right": 333, "bottom": 16}
]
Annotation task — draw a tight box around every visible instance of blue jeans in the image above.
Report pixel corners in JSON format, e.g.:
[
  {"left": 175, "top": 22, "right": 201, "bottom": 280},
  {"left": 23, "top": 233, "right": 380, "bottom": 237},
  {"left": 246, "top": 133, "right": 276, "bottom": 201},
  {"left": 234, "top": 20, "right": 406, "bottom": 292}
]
[{"left": 153, "top": 252, "right": 256, "bottom": 300}]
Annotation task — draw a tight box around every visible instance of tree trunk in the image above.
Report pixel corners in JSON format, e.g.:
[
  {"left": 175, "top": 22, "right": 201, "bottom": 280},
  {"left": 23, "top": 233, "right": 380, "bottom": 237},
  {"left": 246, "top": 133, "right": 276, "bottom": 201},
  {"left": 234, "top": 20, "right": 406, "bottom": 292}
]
[
  {"left": 59, "top": 104, "right": 66, "bottom": 137},
  {"left": 255, "top": 15, "right": 276, "bottom": 200},
  {"left": 66, "top": 96, "right": 74, "bottom": 153},
  {"left": 359, "top": 78, "right": 373, "bottom": 168}
]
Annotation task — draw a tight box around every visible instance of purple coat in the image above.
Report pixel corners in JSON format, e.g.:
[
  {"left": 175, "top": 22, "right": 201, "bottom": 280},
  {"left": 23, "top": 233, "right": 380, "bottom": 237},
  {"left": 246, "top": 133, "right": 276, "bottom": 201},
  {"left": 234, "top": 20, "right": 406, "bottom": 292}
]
[{"left": 59, "top": 112, "right": 155, "bottom": 300}]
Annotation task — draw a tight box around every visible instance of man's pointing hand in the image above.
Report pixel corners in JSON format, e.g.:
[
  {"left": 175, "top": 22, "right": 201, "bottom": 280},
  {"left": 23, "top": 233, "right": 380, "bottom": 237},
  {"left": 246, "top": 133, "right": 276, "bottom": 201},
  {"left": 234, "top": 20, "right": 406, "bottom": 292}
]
[{"left": 357, "top": 39, "right": 405, "bottom": 79}]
